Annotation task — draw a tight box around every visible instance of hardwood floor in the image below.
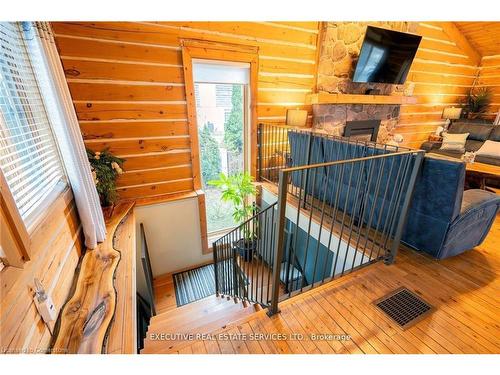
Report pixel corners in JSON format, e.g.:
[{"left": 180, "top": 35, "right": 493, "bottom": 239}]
[{"left": 149, "top": 214, "right": 500, "bottom": 354}]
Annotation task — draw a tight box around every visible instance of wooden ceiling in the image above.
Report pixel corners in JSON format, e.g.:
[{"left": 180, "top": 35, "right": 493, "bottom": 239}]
[{"left": 455, "top": 22, "right": 500, "bottom": 57}]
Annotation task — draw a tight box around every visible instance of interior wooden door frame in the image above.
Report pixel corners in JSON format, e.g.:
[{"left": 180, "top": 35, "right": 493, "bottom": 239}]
[{"left": 181, "top": 39, "right": 259, "bottom": 253}]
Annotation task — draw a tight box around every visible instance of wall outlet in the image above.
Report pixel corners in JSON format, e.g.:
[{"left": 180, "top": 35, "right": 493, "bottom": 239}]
[{"left": 33, "top": 278, "right": 57, "bottom": 323}]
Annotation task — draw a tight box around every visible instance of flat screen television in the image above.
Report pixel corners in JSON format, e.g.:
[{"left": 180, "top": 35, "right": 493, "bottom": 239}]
[{"left": 352, "top": 26, "right": 422, "bottom": 84}]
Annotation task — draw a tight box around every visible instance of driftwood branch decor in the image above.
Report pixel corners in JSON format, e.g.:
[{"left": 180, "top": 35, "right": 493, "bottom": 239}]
[{"left": 52, "top": 202, "right": 134, "bottom": 354}]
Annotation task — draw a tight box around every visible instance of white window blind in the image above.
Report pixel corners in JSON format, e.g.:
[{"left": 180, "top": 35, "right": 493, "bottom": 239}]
[{"left": 0, "top": 22, "right": 66, "bottom": 223}]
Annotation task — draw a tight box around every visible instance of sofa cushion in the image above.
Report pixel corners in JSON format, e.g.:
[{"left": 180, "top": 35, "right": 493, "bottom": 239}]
[
  {"left": 429, "top": 149, "right": 463, "bottom": 159},
  {"left": 465, "top": 139, "right": 485, "bottom": 152},
  {"left": 448, "top": 122, "right": 469, "bottom": 134},
  {"left": 489, "top": 126, "right": 500, "bottom": 142},
  {"left": 467, "top": 124, "right": 493, "bottom": 141},
  {"left": 475, "top": 155, "right": 500, "bottom": 166},
  {"left": 449, "top": 122, "right": 494, "bottom": 141},
  {"left": 440, "top": 132, "right": 469, "bottom": 153},
  {"left": 476, "top": 140, "right": 500, "bottom": 158}
]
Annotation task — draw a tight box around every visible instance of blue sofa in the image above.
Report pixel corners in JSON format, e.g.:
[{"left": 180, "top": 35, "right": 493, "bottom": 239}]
[{"left": 286, "top": 132, "right": 500, "bottom": 259}]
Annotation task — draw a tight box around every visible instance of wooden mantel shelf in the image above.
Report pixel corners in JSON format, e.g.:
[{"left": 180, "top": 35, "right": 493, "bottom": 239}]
[{"left": 306, "top": 92, "right": 418, "bottom": 105}]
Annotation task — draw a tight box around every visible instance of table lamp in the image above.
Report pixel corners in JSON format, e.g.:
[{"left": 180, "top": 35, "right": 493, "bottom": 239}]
[{"left": 442, "top": 107, "right": 462, "bottom": 130}]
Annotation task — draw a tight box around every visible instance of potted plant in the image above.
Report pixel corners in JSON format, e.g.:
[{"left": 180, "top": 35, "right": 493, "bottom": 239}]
[
  {"left": 208, "top": 172, "right": 257, "bottom": 261},
  {"left": 87, "top": 148, "right": 125, "bottom": 218},
  {"left": 462, "top": 87, "right": 492, "bottom": 119}
]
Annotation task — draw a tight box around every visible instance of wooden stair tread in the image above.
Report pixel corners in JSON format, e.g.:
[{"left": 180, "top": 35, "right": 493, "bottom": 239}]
[
  {"left": 141, "top": 295, "right": 262, "bottom": 354},
  {"left": 151, "top": 294, "right": 224, "bottom": 322},
  {"left": 150, "top": 295, "right": 231, "bottom": 324},
  {"left": 148, "top": 299, "right": 245, "bottom": 334},
  {"left": 147, "top": 306, "right": 266, "bottom": 354}
]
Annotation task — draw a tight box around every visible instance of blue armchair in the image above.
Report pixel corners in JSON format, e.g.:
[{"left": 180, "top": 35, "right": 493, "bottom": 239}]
[{"left": 401, "top": 155, "right": 500, "bottom": 259}]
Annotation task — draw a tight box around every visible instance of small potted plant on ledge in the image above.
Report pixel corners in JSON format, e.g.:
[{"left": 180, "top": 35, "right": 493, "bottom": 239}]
[
  {"left": 87, "top": 148, "right": 125, "bottom": 218},
  {"left": 208, "top": 172, "right": 257, "bottom": 261}
]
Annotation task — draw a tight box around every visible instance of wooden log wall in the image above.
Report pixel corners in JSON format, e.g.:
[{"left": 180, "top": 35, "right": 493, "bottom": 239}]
[
  {"left": 51, "top": 21, "right": 493, "bottom": 200},
  {"left": 51, "top": 22, "right": 321, "bottom": 202},
  {"left": 398, "top": 22, "right": 482, "bottom": 148},
  {"left": 476, "top": 55, "right": 500, "bottom": 119},
  {"left": 0, "top": 190, "right": 83, "bottom": 353}
]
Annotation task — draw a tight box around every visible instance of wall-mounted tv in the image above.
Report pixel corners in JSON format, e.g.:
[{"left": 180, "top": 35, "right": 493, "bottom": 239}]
[{"left": 352, "top": 26, "right": 422, "bottom": 85}]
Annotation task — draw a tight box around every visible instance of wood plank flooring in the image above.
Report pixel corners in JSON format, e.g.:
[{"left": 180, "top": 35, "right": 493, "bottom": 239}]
[{"left": 149, "top": 214, "right": 500, "bottom": 354}]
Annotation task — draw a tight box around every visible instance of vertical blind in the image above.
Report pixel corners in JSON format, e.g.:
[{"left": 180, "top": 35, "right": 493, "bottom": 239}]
[{"left": 0, "top": 22, "right": 66, "bottom": 222}]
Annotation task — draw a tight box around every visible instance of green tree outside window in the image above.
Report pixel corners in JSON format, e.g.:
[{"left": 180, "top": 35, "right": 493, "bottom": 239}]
[{"left": 199, "top": 122, "right": 221, "bottom": 187}]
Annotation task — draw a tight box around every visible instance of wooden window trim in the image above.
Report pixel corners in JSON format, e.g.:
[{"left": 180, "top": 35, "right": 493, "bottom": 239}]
[
  {"left": 1, "top": 169, "right": 73, "bottom": 268},
  {"left": 0, "top": 170, "right": 31, "bottom": 265},
  {"left": 180, "top": 39, "right": 259, "bottom": 254}
]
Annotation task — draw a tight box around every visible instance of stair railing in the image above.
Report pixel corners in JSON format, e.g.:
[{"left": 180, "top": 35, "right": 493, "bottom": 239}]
[
  {"left": 214, "top": 123, "right": 424, "bottom": 315},
  {"left": 267, "top": 149, "right": 424, "bottom": 315},
  {"left": 212, "top": 202, "right": 278, "bottom": 307}
]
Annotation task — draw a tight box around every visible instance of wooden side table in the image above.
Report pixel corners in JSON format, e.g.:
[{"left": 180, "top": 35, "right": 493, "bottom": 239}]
[
  {"left": 465, "top": 162, "right": 500, "bottom": 192},
  {"left": 428, "top": 134, "right": 443, "bottom": 142}
]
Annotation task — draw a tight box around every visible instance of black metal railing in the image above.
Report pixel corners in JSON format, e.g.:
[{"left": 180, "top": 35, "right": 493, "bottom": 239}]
[
  {"left": 257, "top": 122, "right": 412, "bottom": 185},
  {"left": 214, "top": 123, "right": 424, "bottom": 315},
  {"left": 212, "top": 202, "right": 278, "bottom": 307},
  {"left": 267, "top": 149, "right": 423, "bottom": 314},
  {"left": 257, "top": 123, "right": 293, "bottom": 183}
]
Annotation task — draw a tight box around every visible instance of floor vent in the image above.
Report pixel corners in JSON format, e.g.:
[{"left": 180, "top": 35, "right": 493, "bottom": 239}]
[{"left": 374, "top": 287, "right": 434, "bottom": 329}]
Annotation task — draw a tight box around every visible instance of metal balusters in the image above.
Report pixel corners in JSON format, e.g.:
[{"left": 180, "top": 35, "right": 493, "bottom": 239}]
[
  {"left": 359, "top": 156, "right": 386, "bottom": 264},
  {"left": 309, "top": 162, "right": 331, "bottom": 289},
  {"left": 299, "top": 167, "right": 318, "bottom": 292},
  {"left": 223, "top": 123, "right": 425, "bottom": 316}
]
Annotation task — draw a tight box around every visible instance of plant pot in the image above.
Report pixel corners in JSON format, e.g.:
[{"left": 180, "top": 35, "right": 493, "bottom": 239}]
[
  {"left": 101, "top": 204, "right": 115, "bottom": 220},
  {"left": 235, "top": 238, "right": 257, "bottom": 262}
]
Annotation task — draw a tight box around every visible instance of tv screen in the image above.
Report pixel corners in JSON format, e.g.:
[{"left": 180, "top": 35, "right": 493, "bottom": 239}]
[{"left": 352, "top": 26, "right": 422, "bottom": 85}]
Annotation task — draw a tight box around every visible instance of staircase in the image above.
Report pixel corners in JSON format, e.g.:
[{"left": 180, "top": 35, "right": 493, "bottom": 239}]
[{"left": 141, "top": 295, "right": 262, "bottom": 354}]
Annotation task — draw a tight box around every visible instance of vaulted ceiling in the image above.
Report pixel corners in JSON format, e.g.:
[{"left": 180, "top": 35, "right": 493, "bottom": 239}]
[{"left": 455, "top": 22, "right": 500, "bottom": 57}]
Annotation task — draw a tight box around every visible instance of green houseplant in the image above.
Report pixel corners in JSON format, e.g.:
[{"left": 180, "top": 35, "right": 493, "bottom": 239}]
[
  {"left": 208, "top": 172, "right": 257, "bottom": 261},
  {"left": 87, "top": 148, "right": 125, "bottom": 213},
  {"left": 462, "top": 87, "right": 492, "bottom": 119}
]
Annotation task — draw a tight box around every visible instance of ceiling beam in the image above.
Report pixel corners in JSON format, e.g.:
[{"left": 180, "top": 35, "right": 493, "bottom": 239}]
[{"left": 440, "top": 22, "right": 482, "bottom": 66}]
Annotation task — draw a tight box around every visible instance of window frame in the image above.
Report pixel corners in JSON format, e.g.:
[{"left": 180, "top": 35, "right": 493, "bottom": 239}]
[
  {"left": 1, "top": 169, "right": 31, "bottom": 264},
  {"left": 180, "top": 39, "right": 259, "bottom": 254},
  {"left": 0, "top": 22, "right": 68, "bottom": 267}
]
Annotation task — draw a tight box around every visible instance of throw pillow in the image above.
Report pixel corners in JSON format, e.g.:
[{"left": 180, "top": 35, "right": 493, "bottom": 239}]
[
  {"left": 440, "top": 132, "right": 469, "bottom": 153},
  {"left": 476, "top": 140, "right": 500, "bottom": 158}
]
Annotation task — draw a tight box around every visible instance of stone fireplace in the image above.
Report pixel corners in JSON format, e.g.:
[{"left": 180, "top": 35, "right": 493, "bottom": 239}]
[
  {"left": 313, "top": 103, "right": 400, "bottom": 143},
  {"left": 312, "top": 22, "right": 418, "bottom": 143}
]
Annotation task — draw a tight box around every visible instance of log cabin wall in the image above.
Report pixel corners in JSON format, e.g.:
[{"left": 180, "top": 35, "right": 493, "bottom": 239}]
[
  {"left": 399, "top": 22, "right": 482, "bottom": 147},
  {"left": 50, "top": 21, "right": 487, "bottom": 202},
  {"left": 476, "top": 55, "right": 500, "bottom": 119},
  {"left": 51, "top": 22, "right": 321, "bottom": 202},
  {"left": 0, "top": 190, "right": 83, "bottom": 353}
]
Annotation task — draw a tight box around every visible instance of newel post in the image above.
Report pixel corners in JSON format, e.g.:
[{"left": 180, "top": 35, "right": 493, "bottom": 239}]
[{"left": 267, "top": 170, "right": 288, "bottom": 316}]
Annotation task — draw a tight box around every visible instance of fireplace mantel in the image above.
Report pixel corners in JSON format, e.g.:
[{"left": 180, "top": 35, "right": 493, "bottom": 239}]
[{"left": 306, "top": 92, "right": 418, "bottom": 105}]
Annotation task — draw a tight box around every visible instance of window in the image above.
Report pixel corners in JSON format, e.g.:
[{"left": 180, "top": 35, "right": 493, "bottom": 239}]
[
  {"left": 0, "top": 22, "right": 66, "bottom": 229},
  {"left": 192, "top": 60, "right": 250, "bottom": 235}
]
